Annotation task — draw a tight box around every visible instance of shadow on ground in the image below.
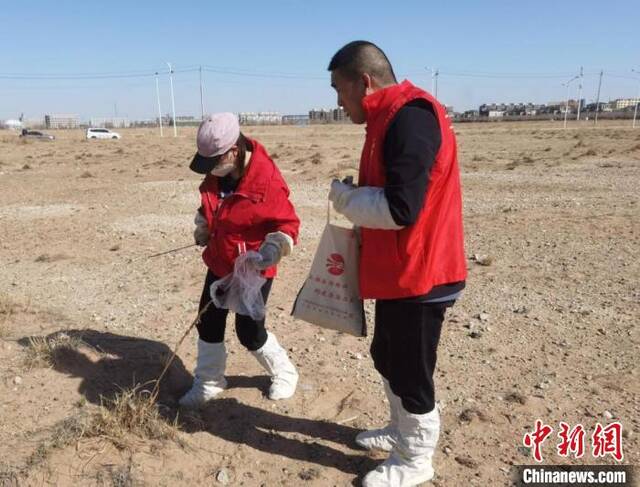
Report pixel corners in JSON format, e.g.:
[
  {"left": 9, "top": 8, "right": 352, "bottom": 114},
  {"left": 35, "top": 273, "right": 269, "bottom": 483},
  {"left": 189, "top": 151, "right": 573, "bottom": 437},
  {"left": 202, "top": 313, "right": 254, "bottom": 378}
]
[
  {"left": 17, "top": 329, "right": 376, "bottom": 479},
  {"left": 18, "top": 329, "right": 190, "bottom": 405}
]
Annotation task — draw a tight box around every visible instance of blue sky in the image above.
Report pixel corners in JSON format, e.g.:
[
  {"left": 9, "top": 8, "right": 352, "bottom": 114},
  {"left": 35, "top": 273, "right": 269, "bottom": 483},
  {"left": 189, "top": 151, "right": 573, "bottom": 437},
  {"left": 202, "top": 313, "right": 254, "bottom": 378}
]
[{"left": 1, "top": 0, "right": 638, "bottom": 120}]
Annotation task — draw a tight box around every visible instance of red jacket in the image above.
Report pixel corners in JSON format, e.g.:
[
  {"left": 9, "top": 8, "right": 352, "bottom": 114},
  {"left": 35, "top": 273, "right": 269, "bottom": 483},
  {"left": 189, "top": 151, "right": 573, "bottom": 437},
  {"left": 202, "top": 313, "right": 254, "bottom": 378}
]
[
  {"left": 358, "top": 80, "right": 467, "bottom": 299},
  {"left": 199, "top": 138, "right": 300, "bottom": 278}
]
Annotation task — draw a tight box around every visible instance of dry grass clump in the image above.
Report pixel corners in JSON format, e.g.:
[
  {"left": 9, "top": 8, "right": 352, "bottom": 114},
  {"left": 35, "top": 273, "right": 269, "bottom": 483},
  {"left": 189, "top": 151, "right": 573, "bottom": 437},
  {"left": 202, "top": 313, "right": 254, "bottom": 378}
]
[
  {"left": 95, "top": 462, "right": 136, "bottom": 487},
  {"left": 0, "top": 462, "right": 20, "bottom": 486},
  {"left": 24, "top": 386, "right": 182, "bottom": 473},
  {"left": 23, "top": 333, "right": 85, "bottom": 369},
  {"left": 25, "top": 415, "right": 89, "bottom": 469},
  {"left": 310, "top": 152, "right": 322, "bottom": 164},
  {"left": 34, "top": 253, "right": 69, "bottom": 263},
  {"left": 0, "top": 296, "right": 18, "bottom": 315},
  {"left": 87, "top": 385, "right": 181, "bottom": 449},
  {"left": 0, "top": 297, "right": 18, "bottom": 338}
]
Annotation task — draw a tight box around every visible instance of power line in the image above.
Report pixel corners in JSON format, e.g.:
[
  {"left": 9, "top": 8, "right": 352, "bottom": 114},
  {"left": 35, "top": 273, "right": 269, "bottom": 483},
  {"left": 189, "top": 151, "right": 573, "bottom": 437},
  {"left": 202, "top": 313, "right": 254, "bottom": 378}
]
[
  {"left": 437, "top": 71, "right": 596, "bottom": 79},
  {"left": 0, "top": 67, "right": 200, "bottom": 80},
  {"left": 604, "top": 73, "right": 638, "bottom": 80},
  {"left": 202, "top": 65, "right": 324, "bottom": 80},
  {"left": 1, "top": 65, "right": 637, "bottom": 82}
]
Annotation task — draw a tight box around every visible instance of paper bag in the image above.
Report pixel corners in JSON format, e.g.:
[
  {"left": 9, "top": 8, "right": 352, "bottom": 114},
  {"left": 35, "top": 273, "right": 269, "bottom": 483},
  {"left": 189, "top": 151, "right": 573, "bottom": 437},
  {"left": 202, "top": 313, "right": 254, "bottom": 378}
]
[{"left": 292, "top": 221, "right": 366, "bottom": 336}]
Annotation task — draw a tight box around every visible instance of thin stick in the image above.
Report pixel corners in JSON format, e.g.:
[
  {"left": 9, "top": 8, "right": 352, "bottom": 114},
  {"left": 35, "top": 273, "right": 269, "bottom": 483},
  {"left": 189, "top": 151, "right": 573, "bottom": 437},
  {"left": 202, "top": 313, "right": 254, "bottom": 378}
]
[
  {"left": 150, "top": 300, "right": 212, "bottom": 401},
  {"left": 135, "top": 243, "right": 198, "bottom": 262}
]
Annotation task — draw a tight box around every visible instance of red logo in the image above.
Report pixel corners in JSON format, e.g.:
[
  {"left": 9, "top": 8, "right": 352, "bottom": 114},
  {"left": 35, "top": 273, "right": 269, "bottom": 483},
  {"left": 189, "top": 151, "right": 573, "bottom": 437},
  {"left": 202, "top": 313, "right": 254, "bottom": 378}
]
[
  {"left": 592, "top": 422, "right": 624, "bottom": 461},
  {"left": 523, "top": 420, "right": 554, "bottom": 462},
  {"left": 523, "top": 420, "right": 625, "bottom": 462},
  {"left": 326, "top": 253, "right": 345, "bottom": 276}
]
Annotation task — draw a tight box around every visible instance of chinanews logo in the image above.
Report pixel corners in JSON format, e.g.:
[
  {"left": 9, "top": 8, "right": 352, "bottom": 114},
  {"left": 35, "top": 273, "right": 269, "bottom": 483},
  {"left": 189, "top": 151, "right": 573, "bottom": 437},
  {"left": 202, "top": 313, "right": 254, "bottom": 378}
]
[{"left": 326, "top": 253, "right": 345, "bottom": 276}]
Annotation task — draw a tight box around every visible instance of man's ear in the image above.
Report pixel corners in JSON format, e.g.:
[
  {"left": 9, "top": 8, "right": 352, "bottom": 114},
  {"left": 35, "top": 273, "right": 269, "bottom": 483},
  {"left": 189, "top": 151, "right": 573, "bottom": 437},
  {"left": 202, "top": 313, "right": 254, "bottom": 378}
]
[{"left": 362, "top": 73, "right": 374, "bottom": 96}]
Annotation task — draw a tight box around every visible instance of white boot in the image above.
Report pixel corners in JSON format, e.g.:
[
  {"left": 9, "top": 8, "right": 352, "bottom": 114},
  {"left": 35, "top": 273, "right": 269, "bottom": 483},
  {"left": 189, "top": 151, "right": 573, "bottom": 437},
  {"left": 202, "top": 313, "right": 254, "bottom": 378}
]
[
  {"left": 252, "top": 332, "right": 298, "bottom": 400},
  {"left": 362, "top": 404, "right": 440, "bottom": 487},
  {"left": 356, "top": 379, "right": 399, "bottom": 452},
  {"left": 179, "top": 339, "right": 227, "bottom": 408}
]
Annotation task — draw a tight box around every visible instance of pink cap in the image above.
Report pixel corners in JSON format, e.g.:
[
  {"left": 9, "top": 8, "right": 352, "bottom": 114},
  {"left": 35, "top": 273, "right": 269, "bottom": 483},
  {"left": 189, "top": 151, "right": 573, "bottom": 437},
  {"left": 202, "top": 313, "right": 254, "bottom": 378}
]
[{"left": 196, "top": 112, "right": 240, "bottom": 157}]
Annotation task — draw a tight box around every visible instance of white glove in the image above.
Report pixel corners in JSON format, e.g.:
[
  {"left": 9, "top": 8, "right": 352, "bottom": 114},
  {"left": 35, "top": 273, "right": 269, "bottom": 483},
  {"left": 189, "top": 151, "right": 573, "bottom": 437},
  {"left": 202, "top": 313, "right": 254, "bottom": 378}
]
[
  {"left": 249, "top": 231, "right": 294, "bottom": 270},
  {"left": 194, "top": 211, "right": 209, "bottom": 246},
  {"left": 328, "top": 179, "right": 356, "bottom": 212},
  {"left": 328, "top": 180, "right": 403, "bottom": 230}
]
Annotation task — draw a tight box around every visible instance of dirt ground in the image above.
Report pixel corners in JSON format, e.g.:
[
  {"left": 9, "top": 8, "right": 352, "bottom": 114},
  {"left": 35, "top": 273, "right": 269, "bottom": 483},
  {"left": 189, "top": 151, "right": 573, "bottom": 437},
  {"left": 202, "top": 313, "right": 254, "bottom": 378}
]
[{"left": 0, "top": 120, "right": 638, "bottom": 486}]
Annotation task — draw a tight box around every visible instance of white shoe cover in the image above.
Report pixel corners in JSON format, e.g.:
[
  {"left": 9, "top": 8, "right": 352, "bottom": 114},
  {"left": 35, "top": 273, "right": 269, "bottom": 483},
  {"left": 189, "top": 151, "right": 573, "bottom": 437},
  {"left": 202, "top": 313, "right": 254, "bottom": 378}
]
[
  {"left": 362, "top": 406, "right": 440, "bottom": 487},
  {"left": 179, "top": 340, "right": 227, "bottom": 408},
  {"left": 355, "top": 380, "right": 399, "bottom": 452},
  {"left": 356, "top": 425, "right": 397, "bottom": 452},
  {"left": 252, "top": 332, "right": 298, "bottom": 400}
]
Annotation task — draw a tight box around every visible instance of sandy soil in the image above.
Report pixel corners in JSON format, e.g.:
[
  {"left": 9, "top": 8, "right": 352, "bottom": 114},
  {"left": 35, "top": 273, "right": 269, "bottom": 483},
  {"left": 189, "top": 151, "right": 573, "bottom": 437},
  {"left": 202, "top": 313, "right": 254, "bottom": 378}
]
[{"left": 0, "top": 121, "right": 638, "bottom": 486}]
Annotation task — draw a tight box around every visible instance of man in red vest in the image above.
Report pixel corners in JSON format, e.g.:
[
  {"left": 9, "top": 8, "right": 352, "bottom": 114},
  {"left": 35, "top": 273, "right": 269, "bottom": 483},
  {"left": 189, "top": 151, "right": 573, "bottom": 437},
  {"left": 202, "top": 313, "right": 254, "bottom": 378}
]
[{"left": 327, "top": 41, "right": 467, "bottom": 486}]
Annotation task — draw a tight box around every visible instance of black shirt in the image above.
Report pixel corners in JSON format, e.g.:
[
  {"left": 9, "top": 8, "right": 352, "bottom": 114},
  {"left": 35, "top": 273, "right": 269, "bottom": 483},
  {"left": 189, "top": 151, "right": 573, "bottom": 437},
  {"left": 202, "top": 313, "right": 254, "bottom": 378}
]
[{"left": 382, "top": 100, "right": 465, "bottom": 302}]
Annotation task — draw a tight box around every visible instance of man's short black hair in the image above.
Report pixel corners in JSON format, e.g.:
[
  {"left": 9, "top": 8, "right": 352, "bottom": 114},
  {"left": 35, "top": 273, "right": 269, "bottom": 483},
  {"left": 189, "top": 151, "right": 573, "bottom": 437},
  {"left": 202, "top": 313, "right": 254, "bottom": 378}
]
[{"left": 328, "top": 40, "right": 397, "bottom": 84}]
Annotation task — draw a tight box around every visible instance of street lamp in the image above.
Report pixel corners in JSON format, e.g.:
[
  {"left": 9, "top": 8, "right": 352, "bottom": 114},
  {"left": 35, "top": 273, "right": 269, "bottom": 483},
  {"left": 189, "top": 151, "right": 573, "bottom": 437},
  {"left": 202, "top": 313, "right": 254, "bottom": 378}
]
[
  {"left": 632, "top": 69, "right": 640, "bottom": 129},
  {"left": 155, "top": 72, "right": 163, "bottom": 137},
  {"left": 425, "top": 66, "right": 439, "bottom": 98},
  {"left": 167, "top": 62, "right": 177, "bottom": 137},
  {"left": 562, "top": 75, "right": 580, "bottom": 129},
  {"left": 576, "top": 66, "right": 584, "bottom": 121}
]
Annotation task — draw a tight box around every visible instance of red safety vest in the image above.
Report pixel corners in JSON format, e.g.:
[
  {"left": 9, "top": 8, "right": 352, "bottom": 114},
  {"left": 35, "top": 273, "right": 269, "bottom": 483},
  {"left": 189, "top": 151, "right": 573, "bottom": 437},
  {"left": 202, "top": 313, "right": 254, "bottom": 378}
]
[
  {"left": 358, "top": 80, "right": 467, "bottom": 299},
  {"left": 199, "top": 138, "right": 300, "bottom": 278}
]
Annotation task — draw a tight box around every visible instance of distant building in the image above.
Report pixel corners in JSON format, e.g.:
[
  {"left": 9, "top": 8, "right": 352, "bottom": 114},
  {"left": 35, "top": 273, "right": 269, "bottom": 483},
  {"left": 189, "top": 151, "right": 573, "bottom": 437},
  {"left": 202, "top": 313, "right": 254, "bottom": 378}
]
[
  {"left": 333, "top": 107, "right": 347, "bottom": 122},
  {"left": 282, "top": 115, "right": 310, "bottom": 125},
  {"left": 89, "top": 117, "right": 131, "bottom": 128},
  {"left": 238, "top": 112, "right": 282, "bottom": 125},
  {"left": 44, "top": 114, "right": 79, "bottom": 129},
  {"left": 130, "top": 119, "right": 158, "bottom": 127},
  {"left": 1, "top": 119, "right": 23, "bottom": 130},
  {"left": 480, "top": 103, "right": 509, "bottom": 116},
  {"left": 309, "top": 109, "right": 332, "bottom": 123},
  {"left": 461, "top": 110, "right": 479, "bottom": 119},
  {"left": 551, "top": 99, "right": 583, "bottom": 114},
  {"left": 309, "top": 107, "right": 347, "bottom": 123},
  {"left": 584, "top": 102, "right": 608, "bottom": 112},
  {"left": 613, "top": 98, "right": 640, "bottom": 110}
]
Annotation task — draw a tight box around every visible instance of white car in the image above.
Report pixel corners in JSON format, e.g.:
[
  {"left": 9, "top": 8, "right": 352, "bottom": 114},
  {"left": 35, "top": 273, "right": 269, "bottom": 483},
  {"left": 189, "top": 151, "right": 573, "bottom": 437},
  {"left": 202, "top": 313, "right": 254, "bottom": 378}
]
[{"left": 86, "top": 128, "right": 121, "bottom": 140}]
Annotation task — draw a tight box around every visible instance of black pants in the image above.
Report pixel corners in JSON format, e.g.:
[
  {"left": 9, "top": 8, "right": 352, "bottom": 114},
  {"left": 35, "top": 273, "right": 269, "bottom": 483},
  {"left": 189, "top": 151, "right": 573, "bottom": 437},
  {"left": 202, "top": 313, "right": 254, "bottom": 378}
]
[
  {"left": 196, "top": 270, "right": 273, "bottom": 351},
  {"left": 371, "top": 299, "right": 453, "bottom": 414}
]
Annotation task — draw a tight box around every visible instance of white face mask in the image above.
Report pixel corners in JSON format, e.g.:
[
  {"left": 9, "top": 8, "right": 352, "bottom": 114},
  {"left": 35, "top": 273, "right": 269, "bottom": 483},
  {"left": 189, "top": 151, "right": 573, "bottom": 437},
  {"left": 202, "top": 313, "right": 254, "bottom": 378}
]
[{"left": 210, "top": 161, "right": 235, "bottom": 177}]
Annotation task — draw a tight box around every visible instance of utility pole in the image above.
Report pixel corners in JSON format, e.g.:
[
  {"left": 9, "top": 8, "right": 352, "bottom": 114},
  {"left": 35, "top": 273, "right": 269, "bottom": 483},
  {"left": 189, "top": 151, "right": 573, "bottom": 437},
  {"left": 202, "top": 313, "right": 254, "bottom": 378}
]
[
  {"left": 167, "top": 62, "right": 177, "bottom": 137},
  {"left": 594, "top": 70, "right": 603, "bottom": 125},
  {"left": 114, "top": 102, "right": 118, "bottom": 117},
  {"left": 425, "top": 66, "right": 439, "bottom": 98},
  {"left": 563, "top": 74, "right": 579, "bottom": 129},
  {"left": 576, "top": 66, "right": 584, "bottom": 121},
  {"left": 155, "top": 72, "right": 163, "bottom": 137},
  {"left": 632, "top": 69, "right": 640, "bottom": 128},
  {"left": 199, "top": 65, "right": 205, "bottom": 120}
]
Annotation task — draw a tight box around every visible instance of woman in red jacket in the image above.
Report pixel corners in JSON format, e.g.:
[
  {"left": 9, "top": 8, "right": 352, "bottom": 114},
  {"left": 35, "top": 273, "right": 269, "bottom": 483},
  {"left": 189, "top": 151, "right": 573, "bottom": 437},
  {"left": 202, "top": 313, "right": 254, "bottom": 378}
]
[{"left": 180, "top": 112, "right": 301, "bottom": 408}]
